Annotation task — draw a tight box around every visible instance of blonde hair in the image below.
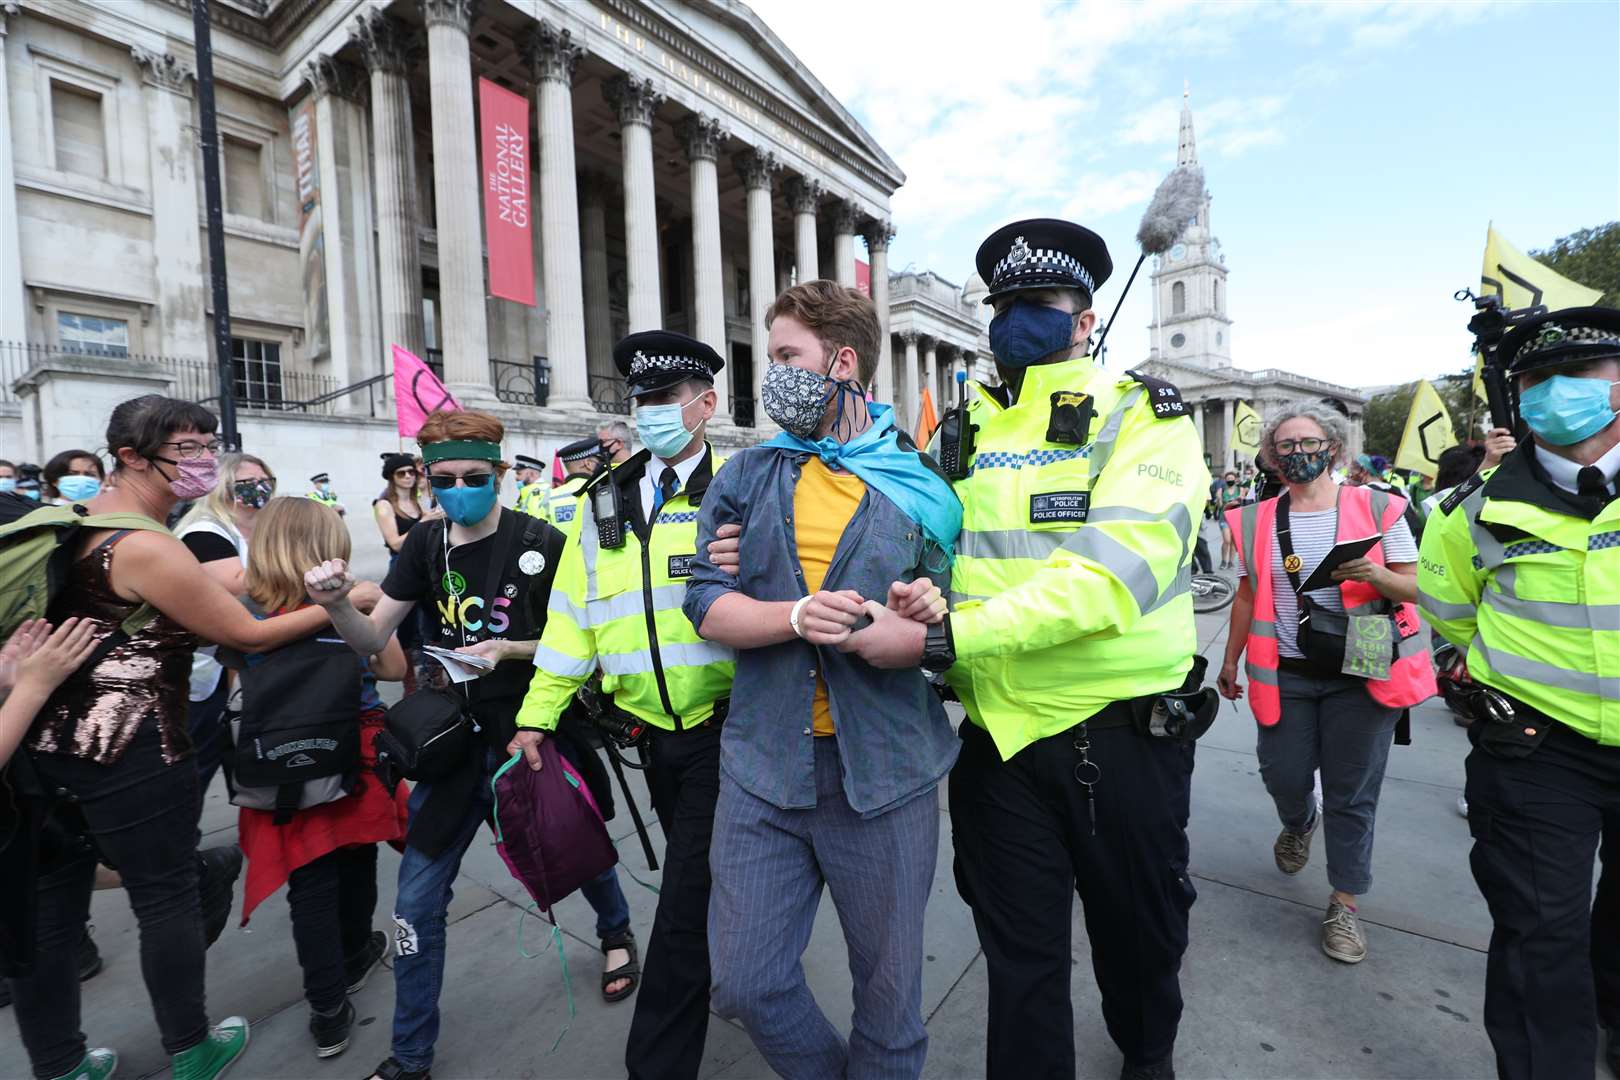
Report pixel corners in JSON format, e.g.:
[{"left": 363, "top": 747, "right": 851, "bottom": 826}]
[
  {"left": 246, "top": 496, "right": 351, "bottom": 613},
  {"left": 175, "top": 452, "right": 274, "bottom": 535}
]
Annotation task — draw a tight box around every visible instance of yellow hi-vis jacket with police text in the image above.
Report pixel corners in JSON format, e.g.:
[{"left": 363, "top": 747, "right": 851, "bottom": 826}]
[
  {"left": 943, "top": 355, "right": 1210, "bottom": 761},
  {"left": 1417, "top": 450, "right": 1620, "bottom": 746},
  {"left": 515, "top": 480, "right": 551, "bottom": 519},
  {"left": 515, "top": 446, "right": 735, "bottom": 734}
]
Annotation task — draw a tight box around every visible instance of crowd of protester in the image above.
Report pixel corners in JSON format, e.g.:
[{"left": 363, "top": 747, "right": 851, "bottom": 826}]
[{"left": 0, "top": 266, "right": 1615, "bottom": 1080}]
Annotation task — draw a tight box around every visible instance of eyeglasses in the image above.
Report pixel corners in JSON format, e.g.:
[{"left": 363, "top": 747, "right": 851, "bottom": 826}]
[
  {"left": 393, "top": 469, "right": 417, "bottom": 480},
  {"left": 426, "top": 471, "right": 494, "bottom": 490},
  {"left": 1274, "top": 437, "right": 1330, "bottom": 455},
  {"left": 161, "top": 439, "right": 223, "bottom": 459}
]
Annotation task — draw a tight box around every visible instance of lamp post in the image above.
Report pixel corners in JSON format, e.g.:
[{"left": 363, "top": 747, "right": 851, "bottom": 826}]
[{"left": 191, "top": 0, "right": 239, "bottom": 449}]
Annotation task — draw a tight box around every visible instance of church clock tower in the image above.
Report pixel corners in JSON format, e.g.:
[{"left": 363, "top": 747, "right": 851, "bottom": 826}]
[{"left": 1149, "top": 89, "right": 1232, "bottom": 369}]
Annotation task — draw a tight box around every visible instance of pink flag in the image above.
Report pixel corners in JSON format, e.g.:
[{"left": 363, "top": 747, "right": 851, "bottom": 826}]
[{"left": 393, "top": 345, "right": 460, "bottom": 438}]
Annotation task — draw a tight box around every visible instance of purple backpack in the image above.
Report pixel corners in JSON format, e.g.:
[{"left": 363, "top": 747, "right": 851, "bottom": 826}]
[{"left": 491, "top": 744, "right": 617, "bottom": 914}]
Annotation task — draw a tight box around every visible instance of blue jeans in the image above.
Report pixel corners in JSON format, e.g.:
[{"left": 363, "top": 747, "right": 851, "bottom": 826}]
[{"left": 390, "top": 750, "right": 632, "bottom": 1072}]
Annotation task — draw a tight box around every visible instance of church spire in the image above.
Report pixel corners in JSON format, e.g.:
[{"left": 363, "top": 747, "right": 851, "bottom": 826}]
[{"left": 1177, "top": 82, "right": 1198, "bottom": 166}]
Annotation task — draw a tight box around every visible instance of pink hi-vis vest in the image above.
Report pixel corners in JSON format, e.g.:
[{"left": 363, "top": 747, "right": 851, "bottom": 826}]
[{"left": 1226, "top": 485, "right": 1436, "bottom": 727}]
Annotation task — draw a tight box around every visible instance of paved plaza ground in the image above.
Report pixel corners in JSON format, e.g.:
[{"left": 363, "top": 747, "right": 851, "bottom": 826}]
[{"left": 3, "top": 523, "right": 1604, "bottom": 1079}]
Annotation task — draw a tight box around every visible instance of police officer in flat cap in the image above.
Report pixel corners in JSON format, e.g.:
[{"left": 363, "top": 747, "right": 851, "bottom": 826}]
[
  {"left": 1418, "top": 305, "right": 1620, "bottom": 1080},
  {"left": 514, "top": 329, "right": 736, "bottom": 1080},
  {"left": 933, "top": 219, "right": 1210, "bottom": 1080},
  {"left": 512, "top": 452, "right": 551, "bottom": 518},
  {"left": 536, "top": 437, "right": 606, "bottom": 527}
]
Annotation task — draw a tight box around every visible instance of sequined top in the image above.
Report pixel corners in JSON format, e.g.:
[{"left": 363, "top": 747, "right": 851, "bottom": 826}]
[{"left": 28, "top": 532, "right": 198, "bottom": 765}]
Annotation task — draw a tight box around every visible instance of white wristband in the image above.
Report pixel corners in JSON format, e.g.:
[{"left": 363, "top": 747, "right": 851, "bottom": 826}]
[{"left": 789, "top": 595, "right": 813, "bottom": 639}]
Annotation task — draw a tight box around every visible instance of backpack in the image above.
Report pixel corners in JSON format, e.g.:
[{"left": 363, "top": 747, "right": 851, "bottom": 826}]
[
  {"left": 0, "top": 503, "right": 170, "bottom": 646},
  {"left": 228, "top": 631, "right": 364, "bottom": 823}
]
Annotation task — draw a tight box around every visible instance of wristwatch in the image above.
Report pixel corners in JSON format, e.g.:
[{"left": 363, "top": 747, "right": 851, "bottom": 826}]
[{"left": 922, "top": 615, "right": 956, "bottom": 673}]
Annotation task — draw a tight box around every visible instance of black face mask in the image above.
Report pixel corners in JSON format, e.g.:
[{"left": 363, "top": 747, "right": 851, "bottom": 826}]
[{"left": 233, "top": 478, "right": 274, "bottom": 509}]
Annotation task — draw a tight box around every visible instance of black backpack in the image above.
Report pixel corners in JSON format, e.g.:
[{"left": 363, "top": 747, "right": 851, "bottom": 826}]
[{"left": 229, "top": 631, "right": 364, "bottom": 824}]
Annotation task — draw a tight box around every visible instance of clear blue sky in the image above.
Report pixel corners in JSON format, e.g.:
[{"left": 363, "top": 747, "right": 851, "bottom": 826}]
[{"left": 752, "top": 0, "right": 1620, "bottom": 389}]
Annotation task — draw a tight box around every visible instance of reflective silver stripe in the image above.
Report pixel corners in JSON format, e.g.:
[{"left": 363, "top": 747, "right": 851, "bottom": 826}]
[
  {"left": 1483, "top": 588, "right": 1620, "bottom": 631},
  {"left": 580, "top": 498, "right": 603, "bottom": 602},
  {"left": 1065, "top": 527, "right": 1160, "bottom": 613},
  {"left": 949, "top": 591, "right": 991, "bottom": 606},
  {"left": 1418, "top": 589, "right": 1476, "bottom": 623},
  {"left": 551, "top": 583, "right": 687, "bottom": 629},
  {"left": 1246, "top": 662, "right": 1279, "bottom": 686},
  {"left": 1143, "top": 566, "right": 1190, "bottom": 614},
  {"left": 958, "top": 529, "right": 1063, "bottom": 561},
  {"left": 1088, "top": 386, "right": 1144, "bottom": 479},
  {"left": 1462, "top": 487, "right": 1504, "bottom": 572},
  {"left": 1237, "top": 502, "right": 1260, "bottom": 575},
  {"left": 1367, "top": 486, "right": 1391, "bottom": 526},
  {"left": 1470, "top": 633, "right": 1620, "bottom": 700},
  {"left": 1088, "top": 503, "right": 1195, "bottom": 547},
  {"left": 1251, "top": 617, "right": 1276, "bottom": 638},
  {"left": 597, "top": 639, "right": 735, "bottom": 677},
  {"left": 532, "top": 643, "right": 594, "bottom": 679}
]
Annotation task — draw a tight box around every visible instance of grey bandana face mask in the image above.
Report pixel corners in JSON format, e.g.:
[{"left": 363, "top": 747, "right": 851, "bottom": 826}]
[{"left": 761, "top": 362, "right": 834, "bottom": 438}]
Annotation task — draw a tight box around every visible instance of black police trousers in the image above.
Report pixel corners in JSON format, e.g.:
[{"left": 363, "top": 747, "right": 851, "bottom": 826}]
[
  {"left": 625, "top": 724, "right": 722, "bottom": 1080},
  {"left": 949, "top": 717, "right": 1197, "bottom": 1078},
  {"left": 1466, "top": 720, "right": 1620, "bottom": 1080}
]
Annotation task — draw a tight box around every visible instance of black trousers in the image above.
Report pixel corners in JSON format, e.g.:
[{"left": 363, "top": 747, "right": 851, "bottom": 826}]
[
  {"left": 286, "top": 843, "right": 381, "bottom": 1014},
  {"left": 949, "top": 718, "right": 1196, "bottom": 1078},
  {"left": 625, "top": 724, "right": 723, "bottom": 1080},
  {"left": 1466, "top": 721, "right": 1620, "bottom": 1080},
  {"left": 9, "top": 720, "right": 207, "bottom": 1078}
]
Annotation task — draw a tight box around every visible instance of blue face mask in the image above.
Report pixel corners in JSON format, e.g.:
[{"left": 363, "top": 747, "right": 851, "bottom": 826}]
[
  {"left": 634, "top": 393, "right": 706, "bottom": 460},
  {"left": 56, "top": 475, "right": 101, "bottom": 502},
  {"left": 0, "top": 478, "right": 14, "bottom": 493},
  {"left": 434, "top": 481, "right": 498, "bottom": 527},
  {"left": 1519, "top": 374, "right": 1619, "bottom": 446},
  {"left": 988, "top": 298, "right": 1079, "bottom": 369}
]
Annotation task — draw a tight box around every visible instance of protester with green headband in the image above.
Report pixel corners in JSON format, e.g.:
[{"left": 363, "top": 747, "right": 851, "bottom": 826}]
[{"left": 301, "top": 409, "right": 637, "bottom": 1080}]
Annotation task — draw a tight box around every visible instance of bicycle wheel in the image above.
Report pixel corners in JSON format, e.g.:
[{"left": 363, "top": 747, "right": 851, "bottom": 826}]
[{"left": 1190, "top": 573, "right": 1235, "bottom": 613}]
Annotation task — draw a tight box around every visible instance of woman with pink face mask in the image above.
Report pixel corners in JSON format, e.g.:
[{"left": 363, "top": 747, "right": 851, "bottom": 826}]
[{"left": 7, "top": 396, "right": 336, "bottom": 1080}]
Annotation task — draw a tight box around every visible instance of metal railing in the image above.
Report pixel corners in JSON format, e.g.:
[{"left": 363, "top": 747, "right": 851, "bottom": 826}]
[
  {"left": 590, "top": 373, "right": 630, "bottom": 415},
  {"left": 490, "top": 356, "right": 550, "bottom": 407},
  {"left": 731, "top": 395, "right": 755, "bottom": 428}
]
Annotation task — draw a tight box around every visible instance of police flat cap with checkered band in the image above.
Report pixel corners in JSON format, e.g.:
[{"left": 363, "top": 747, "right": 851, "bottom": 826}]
[
  {"left": 614, "top": 330, "right": 725, "bottom": 398},
  {"left": 1502, "top": 305, "right": 1620, "bottom": 377},
  {"left": 557, "top": 437, "right": 603, "bottom": 464},
  {"left": 975, "top": 218, "right": 1113, "bottom": 305}
]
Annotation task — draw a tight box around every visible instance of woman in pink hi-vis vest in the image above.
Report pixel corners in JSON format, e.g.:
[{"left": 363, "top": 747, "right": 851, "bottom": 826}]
[{"left": 1217, "top": 403, "right": 1435, "bottom": 967}]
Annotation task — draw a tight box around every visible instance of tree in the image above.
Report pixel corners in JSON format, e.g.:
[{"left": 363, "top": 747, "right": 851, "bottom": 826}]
[
  {"left": 1360, "top": 367, "right": 1478, "bottom": 459},
  {"left": 1532, "top": 222, "right": 1620, "bottom": 307}
]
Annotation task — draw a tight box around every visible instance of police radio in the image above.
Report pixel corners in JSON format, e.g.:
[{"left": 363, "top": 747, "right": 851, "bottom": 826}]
[
  {"left": 938, "top": 369, "right": 976, "bottom": 481},
  {"left": 591, "top": 472, "right": 626, "bottom": 549}
]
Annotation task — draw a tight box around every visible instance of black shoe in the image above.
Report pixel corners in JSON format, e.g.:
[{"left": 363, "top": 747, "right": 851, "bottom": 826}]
[
  {"left": 1605, "top": 1025, "right": 1619, "bottom": 1078},
  {"left": 1121, "top": 1061, "right": 1175, "bottom": 1080},
  {"left": 371, "top": 1056, "right": 431, "bottom": 1080},
  {"left": 344, "top": 930, "right": 388, "bottom": 995},
  {"left": 0, "top": 928, "right": 103, "bottom": 1008},
  {"left": 197, "top": 845, "right": 243, "bottom": 947},
  {"left": 310, "top": 998, "right": 355, "bottom": 1059}
]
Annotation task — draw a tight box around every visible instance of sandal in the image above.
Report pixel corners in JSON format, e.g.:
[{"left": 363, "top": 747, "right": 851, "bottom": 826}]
[
  {"left": 600, "top": 929, "right": 640, "bottom": 1004},
  {"left": 370, "top": 1057, "right": 430, "bottom": 1080}
]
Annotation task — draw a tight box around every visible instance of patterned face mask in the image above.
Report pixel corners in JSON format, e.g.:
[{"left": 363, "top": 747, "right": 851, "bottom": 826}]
[
  {"left": 233, "top": 478, "right": 275, "bottom": 509},
  {"left": 761, "top": 361, "right": 835, "bottom": 438}
]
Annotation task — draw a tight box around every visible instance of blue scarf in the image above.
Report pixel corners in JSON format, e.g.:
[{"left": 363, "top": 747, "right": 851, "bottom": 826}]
[{"left": 764, "top": 403, "right": 963, "bottom": 563}]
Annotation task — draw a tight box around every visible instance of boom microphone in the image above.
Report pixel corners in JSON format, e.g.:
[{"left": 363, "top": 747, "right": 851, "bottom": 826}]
[{"left": 1094, "top": 165, "right": 1208, "bottom": 358}]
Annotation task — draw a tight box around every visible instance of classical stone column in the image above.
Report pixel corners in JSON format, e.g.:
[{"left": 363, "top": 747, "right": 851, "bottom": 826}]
[
  {"left": 578, "top": 173, "right": 614, "bottom": 388},
  {"left": 896, "top": 332, "right": 919, "bottom": 434},
  {"left": 604, "top": 75, "right": 663, "bottom": 333},
  {"left": 422, "top": 0, "right": 490, "bottom": 396},
  {"left": 829, "top": 200, "right": 858, "bottom": 288},
  {"left": 1191, "top": 400, "right": 1206, "bottom": 463},
  {"left": 131, "top": 47, "right": 206, "bottom": 358},
  {"left": 922, "top": 338, "right": 939, "bottom": 415},
  {"left": 863, "top": 219, "right": 895, "bottom": 402},
  {"left": 355, "top": 9, "right": 425, "bottom": 362},
  {"left": 785, "top": 177, "right": 820, "bottom": 284},
  {"left": 305, "top": 56, "right": 379, "bottom": 392},
  {"left": 0, "top": 4, "right": 25, "bottom": 343},
  {"left": 1221, "top": 396, "right": 1235, "bottom": 471},
  {"left": 736, "top": 148, "right": 778, "bottom": 424},
  {"left": 681, "top": 114, "right": 727, "bottom": 408},
  {"left": 526, "top": 21, "right": 590, "bottom": 409}
]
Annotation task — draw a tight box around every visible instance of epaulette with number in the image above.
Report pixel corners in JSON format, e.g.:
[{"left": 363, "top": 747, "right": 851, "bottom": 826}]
[
  {"left": 1123, "top": 368, "right": 1188, "bottom": 420},
  {"left": 1438, "top": 471, "right": 1486, "bottom": 516}
]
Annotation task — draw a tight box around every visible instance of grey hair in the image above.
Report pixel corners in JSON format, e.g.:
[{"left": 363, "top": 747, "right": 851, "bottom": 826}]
[
  {"left": 1258, "top": 400, "right": 1352, "bottom": 469},
  {"left": 595, "top": 419, "right": 632, "bottom": 444}
]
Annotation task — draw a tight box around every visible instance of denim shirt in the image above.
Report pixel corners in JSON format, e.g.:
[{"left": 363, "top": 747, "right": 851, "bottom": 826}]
[{"left": 685, "top": 445, "right": 959, "bottom": 817}]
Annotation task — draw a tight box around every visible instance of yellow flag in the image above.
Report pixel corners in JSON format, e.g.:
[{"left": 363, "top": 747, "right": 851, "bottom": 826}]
[
  {"left": 1395, "top": 380, "right": 1458, "bottom": 478},
  {"left": 1229, "top": 400, "right": 1262, "bottom": 457},
  {"left": 1481, "top": 225, "right": 1602, "bottom": 311},
  {"left": 1472, "top": 350, "right": 1488, "bottom": 404}
]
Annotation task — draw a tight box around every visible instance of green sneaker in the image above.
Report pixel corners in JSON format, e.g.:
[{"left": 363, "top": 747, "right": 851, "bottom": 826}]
[
  {"left": 50, "top": 1048, "right": 117, "bottom": 1080},
  {"left": 171, "top": 1016, "right": 249, "bottom": 1080}
]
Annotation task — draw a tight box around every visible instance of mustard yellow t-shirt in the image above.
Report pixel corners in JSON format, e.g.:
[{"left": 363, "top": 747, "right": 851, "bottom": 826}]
[{"left": 793, "top": 458, "right": 866, "bottom": 736}]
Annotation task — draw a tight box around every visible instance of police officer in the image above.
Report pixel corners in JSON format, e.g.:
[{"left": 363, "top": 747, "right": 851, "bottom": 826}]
[
  {"left": 1418, "top": 305, "right": 1620, "bottom": 1080},
  {"left": 536, "top": 437, "right": 605, "bottom": 525},
  {"left": 512, "top": 331, "right": 735, "bottom": 1080},
  {"left": 512, "top": 453, "right": 550, "bottom": 517},
  {"left": 848, "top": 219, "right": 1208, "bottom": 1079},
  {"left": 304, "top": 472, "right": 345, "bottom": 516}
]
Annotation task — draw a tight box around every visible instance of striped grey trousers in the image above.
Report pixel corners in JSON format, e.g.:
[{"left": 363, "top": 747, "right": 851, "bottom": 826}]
[{"left": 708, "top": 736, "right": 938, "bottom": 1080}]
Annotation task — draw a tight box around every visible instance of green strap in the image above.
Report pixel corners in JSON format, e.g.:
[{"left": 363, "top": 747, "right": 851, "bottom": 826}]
[
  {"left": 489, "top": 751, "right": 524, "bottom": 844},
  {"left": 515, "top": 905, "right": 576, "bottom": 1052}
]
